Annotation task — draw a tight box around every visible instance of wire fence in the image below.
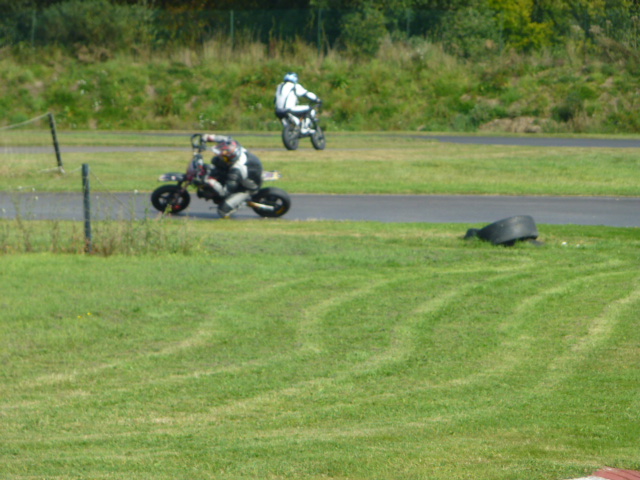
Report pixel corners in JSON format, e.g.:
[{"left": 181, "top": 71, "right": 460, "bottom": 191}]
[
  {"left": 0, "top": 166, "right": 196, "bottom": 256},
  {"left": 0, "top": 113, "right": 64, "bottom": 174},
  {"left": 0, "top": 113, "right": 176, "bottom": 255},
  {"left": 2, "top": 6, "right": 639, "bottom": 55}
]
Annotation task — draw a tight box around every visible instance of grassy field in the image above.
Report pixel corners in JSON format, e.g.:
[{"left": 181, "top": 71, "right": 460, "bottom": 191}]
[
  {"left": 1, "top": 131, "right": 640, "bottom": 196},
  {"left": 1, "top": 131, "right": 639, "bottom": 479},
  {"left": 1, "top": 220, "right": 639, "bottom": 479}
]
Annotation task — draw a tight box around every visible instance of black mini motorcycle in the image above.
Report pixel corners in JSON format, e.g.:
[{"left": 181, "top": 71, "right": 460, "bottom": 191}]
[{"left": 150, "top": 134, "right": 291, "bottom": 218}]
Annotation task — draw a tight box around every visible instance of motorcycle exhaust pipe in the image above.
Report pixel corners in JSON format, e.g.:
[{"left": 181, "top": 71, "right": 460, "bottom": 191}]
[{"left": 247, "top": 201, "right": 275, "bottom": 211}]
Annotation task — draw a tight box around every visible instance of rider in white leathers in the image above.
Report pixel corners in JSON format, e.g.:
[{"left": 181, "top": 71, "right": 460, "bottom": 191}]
[{"left": 274, "top": 72, "right": 321, "bottom": 133}]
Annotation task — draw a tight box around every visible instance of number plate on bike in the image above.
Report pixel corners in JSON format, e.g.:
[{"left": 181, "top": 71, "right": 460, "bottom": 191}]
[
  {"left": 262, "top": 171, "right": 282, "bottom": 181},
  {"left": 158, "top": 173, "right": 184, "bottom": 181}
]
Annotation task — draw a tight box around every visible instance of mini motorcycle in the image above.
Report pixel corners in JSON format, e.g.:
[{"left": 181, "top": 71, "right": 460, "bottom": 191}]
[
  {"left": 150, "top": 134, "right": 291, "bottom": 218},
  {"left": 281, "top": 101, "right": 326, "bottom": 151}
]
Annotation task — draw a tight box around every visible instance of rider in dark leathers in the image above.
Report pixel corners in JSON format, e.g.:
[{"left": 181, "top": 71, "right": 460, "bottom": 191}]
[{"left": 200, "top": 134, "right": 263, "bottom": 218}]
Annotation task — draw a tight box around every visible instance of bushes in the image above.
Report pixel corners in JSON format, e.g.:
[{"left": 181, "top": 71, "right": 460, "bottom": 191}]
[
  {"left": 340, "top": 7, "right": 388, "bottom": 57},
  {"left": 35, "top": 0, "right": 153, "bottom": 53},
  {"left": 440, "top": 6, "right": 501, "bottom": 58}
]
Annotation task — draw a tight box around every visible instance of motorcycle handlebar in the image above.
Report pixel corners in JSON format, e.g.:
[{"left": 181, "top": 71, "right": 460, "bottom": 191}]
[{"left": 191, "top": 133, "right": 205, "bottom": 151}]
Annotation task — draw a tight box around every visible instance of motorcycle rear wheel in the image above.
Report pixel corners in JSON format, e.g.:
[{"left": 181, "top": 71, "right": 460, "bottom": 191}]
[
  {"left": 282, "top": 124, "right": 300, "bottom": 150},
  {"left": 310, "top": 123, "right": 326, "bottom": 150},
  {"left": 151, "top": 185, "right": 191, "bottom": 214},
  {"left": 250, "top": 187, "right": 291, "bottom": 218}
]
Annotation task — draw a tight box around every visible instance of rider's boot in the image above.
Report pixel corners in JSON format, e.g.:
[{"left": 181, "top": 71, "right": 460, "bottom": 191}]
[
  {"left": 300, "top": 117, "right": 309, "bottom": 134},
  {"left": 218, "top": 192, "right": 250, "bottom": 218}
]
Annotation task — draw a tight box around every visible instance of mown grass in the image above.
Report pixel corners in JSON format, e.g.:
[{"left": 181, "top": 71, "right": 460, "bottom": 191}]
[
  {"left": 1, "top": 220, "right": 639, "bottom": 479},
  {"left": 1, "top": 132, "right": 639, "bottom": 196},
  {"left": 1, "top": 130, "right": 638, "bottom": 479}
]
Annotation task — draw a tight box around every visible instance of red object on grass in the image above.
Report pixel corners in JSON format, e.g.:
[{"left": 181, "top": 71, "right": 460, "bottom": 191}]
[{"left": 593, "top": 468, "right": 640, "bottom": 480}]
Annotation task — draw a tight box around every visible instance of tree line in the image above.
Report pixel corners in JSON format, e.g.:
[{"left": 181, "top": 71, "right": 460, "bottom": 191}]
[{"left": 1, "top": 0, "right": 639, "bottom": 59}]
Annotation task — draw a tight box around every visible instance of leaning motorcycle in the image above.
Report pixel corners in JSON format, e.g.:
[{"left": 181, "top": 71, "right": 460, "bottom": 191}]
[
  {"left": 151, "top": 134, "right": 291, "bottom": 218},
  {"left": 281, "top": 101, "right": 326, "bottom": 151}
]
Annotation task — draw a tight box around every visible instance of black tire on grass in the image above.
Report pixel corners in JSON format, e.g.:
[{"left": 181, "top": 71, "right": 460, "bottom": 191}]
[
  {"left": 476, "top": 215, "right": 539, "bottom": 246},
  {"left": 464, "top": 228, "right": 480, "bottom": 240}
]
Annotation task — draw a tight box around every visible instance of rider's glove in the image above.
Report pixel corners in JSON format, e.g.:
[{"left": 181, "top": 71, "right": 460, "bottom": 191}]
[{"left": 203, "top": 134, "right": 231, "bottom": 143}]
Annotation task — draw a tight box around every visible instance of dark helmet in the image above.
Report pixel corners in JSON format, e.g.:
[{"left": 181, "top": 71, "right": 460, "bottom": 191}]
[{"left": 213, "top": 139, "right": 240, "bottom": 164}]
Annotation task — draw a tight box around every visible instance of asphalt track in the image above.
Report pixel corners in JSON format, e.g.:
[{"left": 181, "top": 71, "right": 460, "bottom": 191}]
[
  {"left": 1, "top": 191, "right": 638, "bottom": 227},
  {"left": 1, "top": 134, "right": 639, "bottom": 227}
]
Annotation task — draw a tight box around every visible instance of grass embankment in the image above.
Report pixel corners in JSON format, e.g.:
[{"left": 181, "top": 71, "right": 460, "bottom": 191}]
[
  {"left": 1, "top": 220, "right": 639, "bottom": 479},
  {"left": 2, "top": 38, "right": 640, "bottom": 133},
  {"left": 2, "top": 132, "right": 640, "bottom": 196}
]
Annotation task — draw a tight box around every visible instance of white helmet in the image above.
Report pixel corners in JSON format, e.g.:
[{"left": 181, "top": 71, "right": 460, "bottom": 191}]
[{"left": 283, "top": 72, "right": 298, "bottom": 83}]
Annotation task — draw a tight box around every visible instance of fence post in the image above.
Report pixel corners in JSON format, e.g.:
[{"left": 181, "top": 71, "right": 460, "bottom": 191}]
[
  {"left": 230, "top": 10, "right": 234, "bottom": 48},
  {"left": 82, "top": 164, "right": 92, "bottom": 253},
  {"left": 31, "top": 9, "right": 36, "bottom": 46},
  {"left": 48, "top": 112, "right": 64, "bottom": 174},
  {"left": 317, "top": 8, "right": 322, "bottom": 55}
]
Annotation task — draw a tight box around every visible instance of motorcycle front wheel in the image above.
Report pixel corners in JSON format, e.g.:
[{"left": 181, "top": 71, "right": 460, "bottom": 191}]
[
  {"left": 310, "top": 123, "right": 326, "bottom": 150},
  {"left": 151, "top": 184, "right": 191, "bottom": 214},
  {"left": 282, "top": 124, "right": 300, "bottom": 150},
  {"left": 250, "top": 187, "right": 291, "bottom": 218}
]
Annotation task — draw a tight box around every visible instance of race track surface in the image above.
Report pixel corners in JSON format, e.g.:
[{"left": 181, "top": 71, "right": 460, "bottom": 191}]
[
  {"left": 2, "top": 134, "right": 639, "bottom": 227},
  {"left": 1, "top": 192, "right": 638, "bottom": 228}
]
